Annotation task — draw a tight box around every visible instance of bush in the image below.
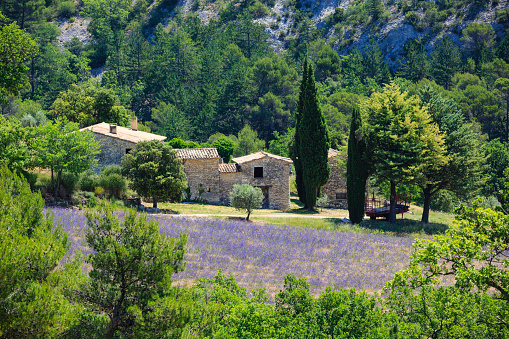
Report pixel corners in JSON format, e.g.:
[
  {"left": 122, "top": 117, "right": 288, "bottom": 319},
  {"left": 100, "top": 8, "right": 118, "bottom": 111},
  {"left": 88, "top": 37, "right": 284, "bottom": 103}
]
[
  {"left": 78, "top": 170, "right": 99, "bottom": 192},
  {"left": 230, "top": 184, "right": 264, "bottom": 221},
  {"left": 99, "top": 173, "right": 126, "bottom": 199},
  {"left": 60, "top": 172, "right": 79, "bottom": 193},
  {"left": 58, "top": 1, "right": 77, "bottom": 18},
  {"left": 430, "top": 190, "right": 458, "bottom": 213},
  {"left": 100, "top": 165, "right": 122, "bottom": 177},
  {"left": 98, "top": 166, "right": 126, "bottom": 198}
]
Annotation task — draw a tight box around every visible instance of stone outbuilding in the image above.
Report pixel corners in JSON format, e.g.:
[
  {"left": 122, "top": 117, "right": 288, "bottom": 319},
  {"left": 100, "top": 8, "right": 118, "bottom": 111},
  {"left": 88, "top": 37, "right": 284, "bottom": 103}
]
[
  {"left": 321, "top": 148, "right": 348, "bottom": 209},
  {"left": 81, "top": 120, "right": 166, "bottom": 171},
  {"left": 177, "top": 150, "right": 293, "bottom": 210}
]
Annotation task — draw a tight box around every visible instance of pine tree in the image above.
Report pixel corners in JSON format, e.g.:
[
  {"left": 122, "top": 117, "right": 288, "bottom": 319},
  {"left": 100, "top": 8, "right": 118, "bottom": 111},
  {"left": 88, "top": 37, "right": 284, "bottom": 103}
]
[
  {"left": 365, "top": 83, "right": 446, "bottom": 224},
  {"left": 297, "top": 61, "right": 331, "bottom": 210},
  {"left": 347, "top": 106, "right": 369, "bottom": 224}
]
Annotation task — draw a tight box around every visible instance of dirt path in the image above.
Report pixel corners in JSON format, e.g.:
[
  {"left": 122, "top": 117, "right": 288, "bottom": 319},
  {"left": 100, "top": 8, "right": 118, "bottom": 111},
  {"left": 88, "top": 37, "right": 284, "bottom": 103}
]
[{"left": 158, "top": 213, "right": 351, "bottom": 220}]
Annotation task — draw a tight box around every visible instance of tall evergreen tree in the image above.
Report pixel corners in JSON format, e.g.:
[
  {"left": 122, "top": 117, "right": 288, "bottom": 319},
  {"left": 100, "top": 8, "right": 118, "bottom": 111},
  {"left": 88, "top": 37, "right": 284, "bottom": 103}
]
[
  {"left": 290, "top": 59, "right": 308, "bottom": 207},
  {"left": 347, "top": 106, "right": 369, "bottom": 224},
  {"left": 430, "top": 36, "right": 462, "bottom": 89},
  {"left": 296, "top": 61, "right": 331, "bottom": 210}
]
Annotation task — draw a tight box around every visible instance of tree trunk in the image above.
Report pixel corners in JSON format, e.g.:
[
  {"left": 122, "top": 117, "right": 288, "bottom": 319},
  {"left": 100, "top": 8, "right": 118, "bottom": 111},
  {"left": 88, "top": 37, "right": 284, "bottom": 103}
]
[
  {"left": 421, "top": 185, "right": 432, "bottom": 224},
  {"left": 246, "top": 210, "right": 250, "bottom": 221},
  {"left": 389, "top": 181, "right": 397, "bottom": 225},
  {"left": 54, "top": 170, "right": 62, "bottom": 199},
  {"left": 153, "top": 197, "right": 158, "bottom": 209}
]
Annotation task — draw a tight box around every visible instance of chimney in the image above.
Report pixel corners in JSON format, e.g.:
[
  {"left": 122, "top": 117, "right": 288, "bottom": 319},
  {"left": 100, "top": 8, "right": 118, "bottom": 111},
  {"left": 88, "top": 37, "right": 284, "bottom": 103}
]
[
  {"left": 131, "top": 116, "right": 138, "bottom": 131},
  {"left": 109, "top": 123, "right": 117, "bottom": 134}
]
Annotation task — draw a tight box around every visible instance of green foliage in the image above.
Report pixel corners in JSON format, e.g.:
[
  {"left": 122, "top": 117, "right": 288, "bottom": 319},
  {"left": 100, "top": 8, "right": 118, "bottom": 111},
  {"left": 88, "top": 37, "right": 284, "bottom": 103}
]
[
  {"left": 0, "top": 115, "right": 32, "bottom": 173},
  {"left": 416, "top": 84, "right": 486, "bottom": 222},
  {"left": 50, "top": 84, "right": 131, "bottom": 127},
  {"left": 33, "top": 117, "right": 100, "bottom": 198},
  {"left": 0, "top": 11, "right": 38, "bottom": 104},
  {"left": 213, "top": 137, "right": 235, "bottom": 163},
  {"left": 233, "top": 125, "right": 265, "bottom": 157},
  {"left": 347, "top": 106, "right": 369, "bottom": 224},
  {"left": 275, "top": 274, "right": 313, "bottom": 315},
  {"left": 430, "top": 36, "right": 463, "bottom": 89},
  {"left": 0, "top": 166, "right": 81, "bottom": 337},
  {"left": 78, "top": 204, "right": 188, "bottom": 337},
  {"left": 295, "top": 61, "right": 331, "bottom": 210},
  {"left": 461, "top": 22, "right": 496, "bottom": 66},
  {"left": 398, "top": 38, "right": 429, "bottom": 82},
  {"left": 121, "top": 140, "right": 187, "bottom": 208},
  {"left": 230, "top": 184, "right": 264, "bottom": 220},
  {"left": 364, "top": 83, "right": 447, "bottom": 223},
  {"left": 268, "top": 128, "right": 294, "bottom": 158},
  {"left": 151, "top": 101, "right": 191, "bottom": 140},
  {"left": 99, "top": 165, "right": 127, "bottom": 198},
  {"left": 78, "top": 169, "right": 99, "bottom": 192}
]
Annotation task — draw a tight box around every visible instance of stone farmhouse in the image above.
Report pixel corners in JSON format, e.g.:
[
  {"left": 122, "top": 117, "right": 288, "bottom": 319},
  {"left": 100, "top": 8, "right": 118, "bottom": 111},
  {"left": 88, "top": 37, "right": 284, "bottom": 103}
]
[
  {"left": 82, "top": 121, "right": 294, "bottom": 210},
  {"left": 80, "top": 119, "right": 166, "bottom": 170}
]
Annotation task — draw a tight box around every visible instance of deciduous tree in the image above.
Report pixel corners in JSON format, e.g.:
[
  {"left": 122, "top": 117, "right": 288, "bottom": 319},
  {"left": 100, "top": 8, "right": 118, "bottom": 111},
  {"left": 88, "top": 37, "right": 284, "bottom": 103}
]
[
  {"left": 0, "top": 11, "right": 38, "bottom": 103},
  {"left": 230, "top": 184, "right": 264, "bottom": 221},
  {"left": 34, "top": 118, "right": 100, "bottom": 198},
  {"left": 121, "top": 140, "right": 187, "bottom": 208}
]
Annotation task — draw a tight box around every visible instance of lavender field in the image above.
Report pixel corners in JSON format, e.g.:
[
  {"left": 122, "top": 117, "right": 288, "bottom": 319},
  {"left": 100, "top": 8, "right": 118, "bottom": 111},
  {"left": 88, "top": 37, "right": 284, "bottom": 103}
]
[{"left": 50, "top": 207, "right": 415, "bottom": 296}]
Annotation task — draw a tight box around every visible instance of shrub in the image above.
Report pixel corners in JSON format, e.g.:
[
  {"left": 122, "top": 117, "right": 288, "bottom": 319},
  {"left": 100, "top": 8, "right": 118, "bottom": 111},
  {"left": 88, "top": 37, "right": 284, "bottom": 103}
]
[
  {"left": 99, "top": 173, "right": 126, "bottom": 199},
  {"left": 60, "top": 171, "right": 79, "bottom": 193},
  {"left": 230, "top": 184, "right": 264, "bottom": 221},
  {"left": 78, "top": 170, "right": 99, "bottom": 192},
  {"left": 430, "top": 190, "right": 457, "bottom": 213},
  {"left": 58, "top": 1, "right": 77, "bottom": 18},
  {"left": 100, "top": 165, "right": 122, "bottom": 177}
]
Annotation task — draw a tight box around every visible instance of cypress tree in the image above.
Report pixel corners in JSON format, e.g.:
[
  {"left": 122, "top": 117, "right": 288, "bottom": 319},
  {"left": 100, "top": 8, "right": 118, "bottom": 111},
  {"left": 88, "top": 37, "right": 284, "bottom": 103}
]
[
  {"left": 347, "top": 106, "right": 369, "bottom": 224},
  {"left": 298, "top": 62, "right": 330, "bottom": 210},
  {"left": 290, "top": 59, "right": 308, "bottom": 207}
]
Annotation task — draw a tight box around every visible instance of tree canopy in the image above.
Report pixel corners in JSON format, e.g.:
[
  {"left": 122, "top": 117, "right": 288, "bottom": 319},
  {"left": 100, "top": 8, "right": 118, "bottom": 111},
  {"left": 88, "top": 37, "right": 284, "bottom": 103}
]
[{"left": 121, "top": 140, "right": 187, "bottom": 208}]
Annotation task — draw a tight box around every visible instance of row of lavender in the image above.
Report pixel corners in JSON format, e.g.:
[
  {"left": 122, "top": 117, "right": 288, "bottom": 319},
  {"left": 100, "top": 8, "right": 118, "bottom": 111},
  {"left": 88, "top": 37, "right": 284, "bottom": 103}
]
[{"left": 49, "top": 207, "right": 415, "bottom": 296}]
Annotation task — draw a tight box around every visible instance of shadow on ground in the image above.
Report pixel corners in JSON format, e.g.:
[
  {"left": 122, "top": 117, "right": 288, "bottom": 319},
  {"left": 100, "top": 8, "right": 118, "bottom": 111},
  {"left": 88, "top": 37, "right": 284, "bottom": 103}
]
[{"left": 357, "top": 218, "right": 449, "bottom": 235}]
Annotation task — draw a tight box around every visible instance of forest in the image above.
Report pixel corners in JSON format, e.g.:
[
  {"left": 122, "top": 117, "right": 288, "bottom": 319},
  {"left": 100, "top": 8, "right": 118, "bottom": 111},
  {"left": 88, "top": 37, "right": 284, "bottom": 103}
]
[{"left": 1, "top": 0, "right": 509, "bottom": 337}]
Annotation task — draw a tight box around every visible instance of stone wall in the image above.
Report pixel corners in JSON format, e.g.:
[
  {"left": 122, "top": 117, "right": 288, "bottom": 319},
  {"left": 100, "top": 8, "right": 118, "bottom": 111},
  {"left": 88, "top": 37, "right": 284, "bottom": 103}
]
[
  {"left": 93, "top": 134, "right": 136, "bottom": 172},
  {"left": 321, "top": 155, "right": 348, "bottom": 209},
  {"left": 182, "top": 158, "right": 221, "bottom": 203},
  {"left": 239, "top": 158, "right": 291, "bottom": 210},
  {"left": 218, "top": 172, "right": 242, "bottom": 205}
]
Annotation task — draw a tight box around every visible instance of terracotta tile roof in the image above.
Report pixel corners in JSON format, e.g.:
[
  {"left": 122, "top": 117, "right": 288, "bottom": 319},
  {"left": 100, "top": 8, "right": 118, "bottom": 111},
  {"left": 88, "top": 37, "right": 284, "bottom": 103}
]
[
  {"left": 233, "top": 151, "right": 293, "bottom": 164},
  {"left": 219, "top": 163, "right": 241, "bottom": 173},
  {"left": 81, "top": 122, "right": 166, "bottom": 143},
  {"left": 175, "top": 148, "right": 220, "bottom": 159}
]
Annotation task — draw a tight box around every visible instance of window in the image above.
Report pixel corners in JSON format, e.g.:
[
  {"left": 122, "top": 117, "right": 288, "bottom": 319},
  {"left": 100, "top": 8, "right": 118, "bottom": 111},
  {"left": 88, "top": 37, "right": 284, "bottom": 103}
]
[
  {"left": 336, "top": 192, "right": 347, "bottom": 200},
  {"left": 254, "top": 167, "right": 263, "bottom": 178},
  {"left": 126, "top": 148, "right": 132, "bottom": 154}
]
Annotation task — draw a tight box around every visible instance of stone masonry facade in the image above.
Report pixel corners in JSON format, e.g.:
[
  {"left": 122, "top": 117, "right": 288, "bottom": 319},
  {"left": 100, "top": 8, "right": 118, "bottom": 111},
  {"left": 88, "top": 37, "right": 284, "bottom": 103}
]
[
  {"left": 321, "top": 149, "right": 348, "bottom": 209},
  {"left": 92, "top": 133, "right": 136, "bottom": 172}
]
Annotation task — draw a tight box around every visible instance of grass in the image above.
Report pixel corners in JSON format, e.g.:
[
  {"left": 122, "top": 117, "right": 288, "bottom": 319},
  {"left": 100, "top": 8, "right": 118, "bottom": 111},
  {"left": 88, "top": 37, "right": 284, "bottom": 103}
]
[{"left": 160, "top": 194, "right": 454, "bottom": 235}]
